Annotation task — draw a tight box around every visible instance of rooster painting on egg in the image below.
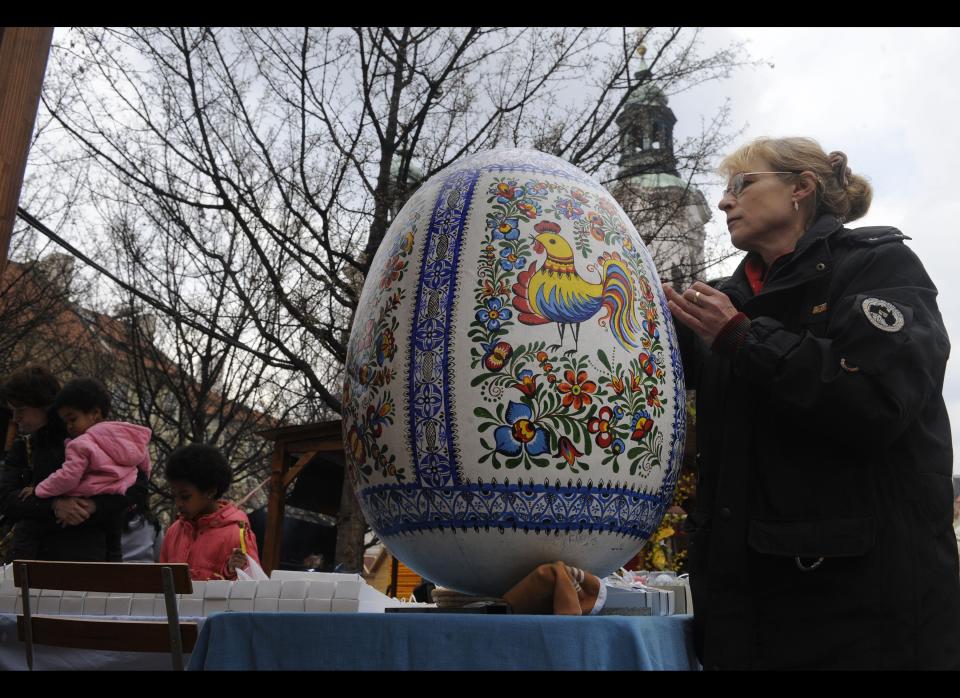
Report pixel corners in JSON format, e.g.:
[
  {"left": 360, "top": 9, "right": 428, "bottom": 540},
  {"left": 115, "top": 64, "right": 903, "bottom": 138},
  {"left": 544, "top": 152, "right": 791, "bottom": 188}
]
[
  {"left": 512, "top": 220, "right": 641, "bottom": 352},
  {"left": 343, "top": 148, "right": 685, "bottom": 596}
]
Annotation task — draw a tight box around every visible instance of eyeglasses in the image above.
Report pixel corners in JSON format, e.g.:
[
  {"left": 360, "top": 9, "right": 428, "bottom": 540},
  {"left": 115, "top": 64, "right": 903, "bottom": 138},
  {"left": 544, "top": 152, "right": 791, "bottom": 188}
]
[{"left": 721, "top": 171, "right": 800, "bottom": 199}]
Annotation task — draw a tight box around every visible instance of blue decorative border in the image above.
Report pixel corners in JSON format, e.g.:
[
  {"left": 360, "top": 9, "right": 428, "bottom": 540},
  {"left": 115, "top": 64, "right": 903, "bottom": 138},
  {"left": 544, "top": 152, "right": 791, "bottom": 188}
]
[
  {"left": 655, "top": 271, "right": 686, "bottom": 504},
  {"left": 360, "top": 482, "right": 667, "bottom": 538},
  {"left": 408, "top": 168, "right": 479, "bottom": 488},
  {"left": 445, "top": 148, "right": 600, "bottom": 188},
  {"left": 475, "top": 163, "right": 597, "bottom": 187}
]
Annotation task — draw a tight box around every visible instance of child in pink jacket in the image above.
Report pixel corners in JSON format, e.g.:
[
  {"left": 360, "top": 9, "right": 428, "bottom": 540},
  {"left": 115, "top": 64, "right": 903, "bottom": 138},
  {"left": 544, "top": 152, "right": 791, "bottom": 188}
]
[
  {"left": 160, "top": 443, "right": 259, "bottom": 581},
  {"left": 22, "top": 378, "right": 152, "bottom": 500}
]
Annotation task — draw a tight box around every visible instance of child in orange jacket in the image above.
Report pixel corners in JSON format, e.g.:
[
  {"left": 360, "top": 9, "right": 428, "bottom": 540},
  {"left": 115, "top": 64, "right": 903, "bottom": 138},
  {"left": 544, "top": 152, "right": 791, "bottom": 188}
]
[{"left": 159, "top": 443, "right": 259, "bottom": 581}]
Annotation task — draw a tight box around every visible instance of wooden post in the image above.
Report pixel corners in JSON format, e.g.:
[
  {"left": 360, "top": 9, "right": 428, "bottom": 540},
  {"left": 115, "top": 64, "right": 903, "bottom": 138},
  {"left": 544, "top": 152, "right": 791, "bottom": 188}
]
[
  {"left": 0, "top": 27, "right": 54, "bottom": 272},
  {"left": 4, "top": 420, "right": 16, "bottom": 451},
  {"left": 261, "top": 442, "right": 287, "bottom": 574},
  {"left": 387, "top": 556, "right": 399, "bottom": 598}
]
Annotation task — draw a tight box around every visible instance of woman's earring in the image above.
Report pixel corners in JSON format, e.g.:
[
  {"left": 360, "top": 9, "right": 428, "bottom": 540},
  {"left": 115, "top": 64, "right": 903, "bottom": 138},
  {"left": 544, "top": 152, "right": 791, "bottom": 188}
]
[{"left": 793, "top": 200, "right": 799, "bottom": 212}]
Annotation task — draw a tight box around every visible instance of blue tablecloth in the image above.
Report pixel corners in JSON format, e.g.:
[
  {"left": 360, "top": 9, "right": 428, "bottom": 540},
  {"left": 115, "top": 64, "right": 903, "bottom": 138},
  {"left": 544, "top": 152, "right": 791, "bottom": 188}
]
[{"left": 187, "top": 612, "right": 699, "bottom": 671}]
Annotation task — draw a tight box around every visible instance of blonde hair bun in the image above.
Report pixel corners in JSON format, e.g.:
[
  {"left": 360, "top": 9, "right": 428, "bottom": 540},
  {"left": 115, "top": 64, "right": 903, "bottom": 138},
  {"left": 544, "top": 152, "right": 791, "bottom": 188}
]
[{"left": 720, "top": 137, "right": 872, "bottom": 223}]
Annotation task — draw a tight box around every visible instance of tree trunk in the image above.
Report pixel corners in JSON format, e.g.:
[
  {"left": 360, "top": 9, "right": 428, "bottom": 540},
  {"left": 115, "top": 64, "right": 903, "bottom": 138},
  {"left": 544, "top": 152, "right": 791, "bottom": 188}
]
[{"left": 333, "top": 473, "right": 367, "bottom": 572}]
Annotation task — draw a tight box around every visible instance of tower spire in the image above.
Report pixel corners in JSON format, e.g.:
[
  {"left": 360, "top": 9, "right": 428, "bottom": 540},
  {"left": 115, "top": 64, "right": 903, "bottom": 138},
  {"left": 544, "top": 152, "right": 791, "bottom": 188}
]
[
  {"left": 633, "top": 27, "right": 649, "bottom": 70},
  {"left": 616, "top": 28, "right": 677, "bottom": 180}
]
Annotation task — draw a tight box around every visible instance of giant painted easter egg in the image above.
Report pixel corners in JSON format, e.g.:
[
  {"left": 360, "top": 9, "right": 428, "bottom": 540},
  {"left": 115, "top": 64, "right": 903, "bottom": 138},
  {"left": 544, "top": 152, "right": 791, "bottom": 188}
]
[{"left": 343, "top": 148, "right": 685, "bottom": 597}]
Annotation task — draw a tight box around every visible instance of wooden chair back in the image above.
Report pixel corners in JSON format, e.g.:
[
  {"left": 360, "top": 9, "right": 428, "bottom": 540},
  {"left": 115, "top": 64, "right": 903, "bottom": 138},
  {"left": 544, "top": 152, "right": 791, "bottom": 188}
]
[{"left": 13, "top": 560, "right": 197, "bottom": 671}]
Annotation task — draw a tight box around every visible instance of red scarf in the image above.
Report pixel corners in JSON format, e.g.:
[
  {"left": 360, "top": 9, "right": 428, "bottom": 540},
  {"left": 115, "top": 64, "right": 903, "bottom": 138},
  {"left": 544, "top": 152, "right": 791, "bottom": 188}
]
[{"left": 744, "top": 255, "right": 766, "bottom": 294}]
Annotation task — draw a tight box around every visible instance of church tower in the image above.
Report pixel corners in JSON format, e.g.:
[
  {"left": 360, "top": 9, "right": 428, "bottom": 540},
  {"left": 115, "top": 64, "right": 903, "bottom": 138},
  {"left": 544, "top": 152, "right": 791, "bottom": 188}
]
[{"left": 610, "top": 33, "right": 711, "bottom": 290}]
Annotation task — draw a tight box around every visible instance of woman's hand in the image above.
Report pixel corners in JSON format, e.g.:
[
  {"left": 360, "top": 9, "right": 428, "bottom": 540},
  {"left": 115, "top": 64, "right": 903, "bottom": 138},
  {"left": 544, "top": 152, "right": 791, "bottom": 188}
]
[
  {"left": 665, "top": 282, "right": 740, "bottom": 346},
  {"left": 53, "top": 497, "right": 97, "bottom": 527}
]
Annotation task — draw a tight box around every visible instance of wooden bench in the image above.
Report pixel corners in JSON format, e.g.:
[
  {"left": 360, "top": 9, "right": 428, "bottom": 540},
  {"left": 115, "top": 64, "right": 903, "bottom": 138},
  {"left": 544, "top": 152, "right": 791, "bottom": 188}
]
[{"left": 13, "top": 560, "right": 197, "bottom": 670}]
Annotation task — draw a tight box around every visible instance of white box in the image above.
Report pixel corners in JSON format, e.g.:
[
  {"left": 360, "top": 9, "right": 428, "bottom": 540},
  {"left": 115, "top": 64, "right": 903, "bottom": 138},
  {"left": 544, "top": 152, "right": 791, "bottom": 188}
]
[
  {"left": 601, "top": 586, "right": 674, "bottom": 616},
  {"left": 62, "top": 589, "right": 85, "bottom": 598},
  {"left": 334, "top": 580, "right": 362, "bottom": 599},
  {"left": 269, "top": 570, "right": 361, "bottom": 583},
  {"left": 82, "top": 594, "right": 108, "bottom": 616},
  {"left": 227, "top": 598, "right": 254, "bottom": 612},
  {"left": 105, "top": 595, "right": 132, "bottom": 615},
  {"left": 184, "top": 582, "right": 206, "bottom": 600},
  {"left": 278, "top": 598, "right": 305, "bottom": 613},
  {"left": 307, "top": 581, "right": 336, "bottom": 599},
  {"left": 204, "top": 599, "right": 229, "bottom": 615},
  {"left": 280, "top": 580, "right": 309, "bottom": 599},
  {"left": 131, "top": 597, "right": 156, "bottom": 616},
  {"left": 37, "top": 596, "right": 61, "bottom": 614},
  {"left": 304, "top": 597, "right": 332, "bottom": 613},
  {"left": 253, "top": 598, "right": 279, "bottom": 613},
  {"left": 179, "top": 598, "right": 204, "bottom": 617},
  {"left": 357, "top": 585, "right": 400, "bottom": 613},
  {"left": 153, "top": 597, "right": 178, "bottom": 617},
  {"left": 230, "top": 581, "right": 257, "bottom": 599},
  {"left": 331, "top": 598, "right": 359, "bottom": 612},
  {"left": 254, "top": 580, "right": 282, "bottom": 598},
  {"left": 40, "top": 588, "right": 62, "bottom": 597},
  {"left": 60, "top": 597, "right": 84, "bottom": 615},
  {"left": 204, "top": 581, "right": 231, "bottom": 599},
  {"left": 646, "top": 582, "right": 692, "bottom": 614}
]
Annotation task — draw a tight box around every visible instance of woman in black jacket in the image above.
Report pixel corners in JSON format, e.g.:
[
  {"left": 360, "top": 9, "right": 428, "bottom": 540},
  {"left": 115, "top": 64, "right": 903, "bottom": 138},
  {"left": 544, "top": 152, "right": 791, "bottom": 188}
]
[
  {"left": 0, "top": 366, "right": 146, "bottom": 562},
  {"left": 664, "top": 137, "right": 960, "bottom": 669}
]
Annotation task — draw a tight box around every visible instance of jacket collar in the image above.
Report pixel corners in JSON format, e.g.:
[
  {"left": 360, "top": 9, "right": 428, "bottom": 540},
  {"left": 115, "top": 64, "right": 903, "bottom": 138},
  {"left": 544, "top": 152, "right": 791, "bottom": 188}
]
[
  {"left": 722, "top": 214, "right": 843, "bottom": 306},
  {"left": 792, "top": 213, "right": 844, "bottom": 258},
  {"left": 178, "top": 501, "right": 234, "bottom": 531}
]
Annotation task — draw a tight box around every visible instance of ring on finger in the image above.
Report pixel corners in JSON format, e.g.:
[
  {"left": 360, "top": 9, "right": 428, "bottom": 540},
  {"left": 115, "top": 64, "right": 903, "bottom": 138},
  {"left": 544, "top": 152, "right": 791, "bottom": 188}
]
[{"left": 694, "top": 290, "right": 701, "bottom": 306}]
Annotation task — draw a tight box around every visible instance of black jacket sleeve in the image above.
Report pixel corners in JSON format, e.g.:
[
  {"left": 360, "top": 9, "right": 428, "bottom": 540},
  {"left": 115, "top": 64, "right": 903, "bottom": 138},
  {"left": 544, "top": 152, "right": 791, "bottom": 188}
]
[
  {"left": 670, "top": 311, "right": 702, "bottom": 389},
  {"left": 732, "top": 241, "right": 948, "bottom": 448},
  {"left": 0, "top": 438, "right": 55, "bottom": 522},
  {"left": 88, "top": 468, "right": 149, "bottom": 522}
]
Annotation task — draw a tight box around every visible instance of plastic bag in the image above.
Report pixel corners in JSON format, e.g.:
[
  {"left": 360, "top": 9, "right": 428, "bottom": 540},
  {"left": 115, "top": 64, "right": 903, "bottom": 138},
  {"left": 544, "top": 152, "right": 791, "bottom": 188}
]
[{"left": 236, "top": 554, "right": 269, "bottom": 581}]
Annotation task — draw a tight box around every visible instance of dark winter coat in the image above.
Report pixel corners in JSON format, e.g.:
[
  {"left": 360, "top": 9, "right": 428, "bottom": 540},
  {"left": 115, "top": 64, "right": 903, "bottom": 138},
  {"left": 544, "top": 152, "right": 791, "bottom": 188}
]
[
  {"left": 679, "top": 214, "right": 960, "bottom": 669},
  {"left": 0, "top": 410, "right": 146, "bottom": 562}
]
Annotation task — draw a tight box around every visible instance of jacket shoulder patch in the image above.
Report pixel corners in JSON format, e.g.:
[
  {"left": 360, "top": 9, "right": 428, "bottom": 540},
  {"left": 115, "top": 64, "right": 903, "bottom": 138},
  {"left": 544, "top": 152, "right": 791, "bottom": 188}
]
[{"left": 861, "top": 298, "right": 904, "bottom": 332}]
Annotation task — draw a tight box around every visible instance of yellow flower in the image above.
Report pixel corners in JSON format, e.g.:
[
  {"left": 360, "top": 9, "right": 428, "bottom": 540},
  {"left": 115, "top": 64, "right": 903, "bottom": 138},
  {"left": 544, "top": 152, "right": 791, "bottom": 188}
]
[{"left": 651, "top": 525, "right": 675, "bottom": 543}]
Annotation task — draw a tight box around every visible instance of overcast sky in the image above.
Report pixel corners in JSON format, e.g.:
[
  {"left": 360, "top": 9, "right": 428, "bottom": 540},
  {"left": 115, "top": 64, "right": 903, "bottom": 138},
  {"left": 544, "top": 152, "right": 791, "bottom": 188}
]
[{"left": 664, "top": 27, "right": 960, "bottom": 473}]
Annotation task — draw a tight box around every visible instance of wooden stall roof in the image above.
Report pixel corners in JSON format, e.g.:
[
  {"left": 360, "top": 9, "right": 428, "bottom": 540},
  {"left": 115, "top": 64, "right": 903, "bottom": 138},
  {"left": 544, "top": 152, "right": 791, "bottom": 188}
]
[{"left": 257, "top": 419, "right": 343, "bottom": 455}]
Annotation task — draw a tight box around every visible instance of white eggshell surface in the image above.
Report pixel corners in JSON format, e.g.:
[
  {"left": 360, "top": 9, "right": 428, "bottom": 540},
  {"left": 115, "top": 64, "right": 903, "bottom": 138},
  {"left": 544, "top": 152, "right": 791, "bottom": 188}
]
[{"left": 343, "top": 148, "right": 686, "bottom": 596}]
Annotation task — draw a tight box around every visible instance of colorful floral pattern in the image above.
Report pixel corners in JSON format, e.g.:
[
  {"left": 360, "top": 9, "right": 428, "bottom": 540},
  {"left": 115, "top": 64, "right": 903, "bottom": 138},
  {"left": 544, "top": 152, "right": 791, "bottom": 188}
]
[
  {"left": 469, "top": 176, "right": 669, "bottom": 477},
  {"left": 343, "top": 211, "right": 422, "bottom": 485}
]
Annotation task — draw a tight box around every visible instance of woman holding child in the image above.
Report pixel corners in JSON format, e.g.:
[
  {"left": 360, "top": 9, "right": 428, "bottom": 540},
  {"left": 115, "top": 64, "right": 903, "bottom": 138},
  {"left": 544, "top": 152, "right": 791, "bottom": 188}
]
[{"left": 0, "top": 366, "right": 148, "bottom": 561}]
